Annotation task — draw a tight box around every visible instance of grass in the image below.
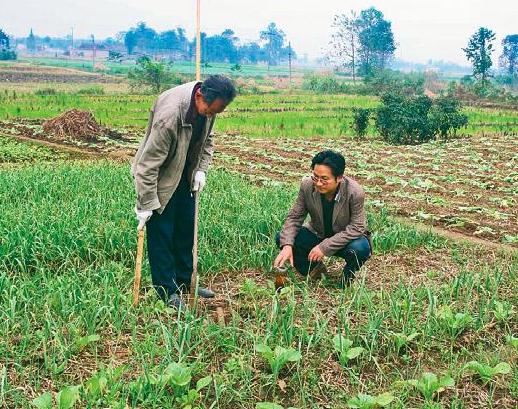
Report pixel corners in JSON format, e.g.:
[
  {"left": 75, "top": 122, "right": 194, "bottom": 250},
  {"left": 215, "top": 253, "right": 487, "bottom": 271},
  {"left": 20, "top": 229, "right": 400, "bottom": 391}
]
[
  {"left": 16, "top": 57, "right": 312, "bottom": 78},
  {"left": 0, "top": 135, "right": 70, "bottom": 163},
  {"left": 0, "top": 160, "right": 516, "bottom": 408},
  {"left": 0, "top": 91, "right": 516, "bottom": 137}
]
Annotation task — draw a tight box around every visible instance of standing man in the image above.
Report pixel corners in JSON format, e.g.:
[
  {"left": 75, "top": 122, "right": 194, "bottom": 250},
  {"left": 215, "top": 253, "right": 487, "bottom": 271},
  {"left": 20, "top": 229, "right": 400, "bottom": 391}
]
[
  {"left": 132, "top": 75, "right": 236, "bottom": 309},
  {"left": 274, "top": 150, "right": 371, "bottom": 287}
]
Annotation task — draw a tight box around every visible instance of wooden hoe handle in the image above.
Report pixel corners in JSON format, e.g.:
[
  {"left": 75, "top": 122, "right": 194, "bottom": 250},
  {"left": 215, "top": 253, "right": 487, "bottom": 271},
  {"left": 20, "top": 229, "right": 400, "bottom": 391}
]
[{"left": 133, "top": 228, "right": 145, "bottom": 306}]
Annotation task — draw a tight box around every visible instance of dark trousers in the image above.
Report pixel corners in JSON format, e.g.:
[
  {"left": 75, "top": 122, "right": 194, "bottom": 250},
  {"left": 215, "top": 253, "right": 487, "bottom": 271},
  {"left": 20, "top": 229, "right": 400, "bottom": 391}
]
[
  {"left": 276, "top": 227, "right": 371, "bottom": 280},
  {"left": 146, "top": 176, "right": 194, "bottom": 301}
]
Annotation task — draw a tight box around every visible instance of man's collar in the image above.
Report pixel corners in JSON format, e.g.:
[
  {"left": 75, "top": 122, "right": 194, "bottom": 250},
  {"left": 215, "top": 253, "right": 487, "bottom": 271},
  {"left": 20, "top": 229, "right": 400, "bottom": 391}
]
[{"left": 185, "top": 82, "right": 202, "bottom": 125}]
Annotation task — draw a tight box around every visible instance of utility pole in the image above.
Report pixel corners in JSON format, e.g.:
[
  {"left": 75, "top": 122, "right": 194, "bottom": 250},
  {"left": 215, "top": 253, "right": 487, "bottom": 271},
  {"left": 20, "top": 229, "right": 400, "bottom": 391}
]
[
  {"left": 195, "top": 0, "right": 201, "bottom": 81},
  {"left": 91, "top": 34, "right": 96, "bottom": 71},
  {"left": 288, "top": 41, "right": 292, "bottom": 87},
  {"left": 70, "top": 27, "right": 74, "bottom": 58}
]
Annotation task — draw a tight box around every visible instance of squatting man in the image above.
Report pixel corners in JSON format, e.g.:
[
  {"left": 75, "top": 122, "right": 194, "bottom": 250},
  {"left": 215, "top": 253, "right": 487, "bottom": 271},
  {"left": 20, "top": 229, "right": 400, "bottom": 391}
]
[
  {"left": 132, "top": 75, "right": 236, "bottom": 309},
  {"left": 274, "top": 150, "right": 372, "bottom": 286}
]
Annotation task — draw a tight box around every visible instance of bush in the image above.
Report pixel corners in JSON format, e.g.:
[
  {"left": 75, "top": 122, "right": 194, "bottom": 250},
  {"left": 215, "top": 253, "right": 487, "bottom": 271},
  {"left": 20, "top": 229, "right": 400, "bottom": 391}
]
[
  {"left": 35, "top": 88, "right": 57, "bottom": 96},
  {"left": 302, "top": 74, "right": 371, "bottom": 95},
  {"left": 76, "top": 86, "right": 105, "bottom": 95},
  {"left": 375, "top": 92, "right": 467, "bottom": 145},
  {"left": 429, "top": 95, "right": 468, "bottom": 138},
  {"left": 351, "top": 108, "right": 370, "bottom": 138},
  {"left": 128, "top": 56, "right": 183, "bottom": 94},
  {"left": 0, "top": 49, "right": 17, "bottom": 60},
  {"left": 302, "top": 74, "right": 344, "bottom": 93},
  {"left": 364, "top": 69, "right": 425, "bottom": 96}
]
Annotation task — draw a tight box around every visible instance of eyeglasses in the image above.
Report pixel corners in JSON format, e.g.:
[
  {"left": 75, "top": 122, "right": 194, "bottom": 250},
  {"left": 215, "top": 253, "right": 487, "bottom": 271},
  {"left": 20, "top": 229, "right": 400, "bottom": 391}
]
[{"left": 311, "top": 174, "right": 332, "bottom": 184}]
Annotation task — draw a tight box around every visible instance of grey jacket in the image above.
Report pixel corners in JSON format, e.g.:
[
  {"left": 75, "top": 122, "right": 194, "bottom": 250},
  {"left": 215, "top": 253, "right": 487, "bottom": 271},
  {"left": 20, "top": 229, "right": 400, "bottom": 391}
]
[
  {"left": 132, "top": 81, "right": 215, "bottom": 213},
  {"left": 279, "top": 176, "right": 368, "bottom": 256}
]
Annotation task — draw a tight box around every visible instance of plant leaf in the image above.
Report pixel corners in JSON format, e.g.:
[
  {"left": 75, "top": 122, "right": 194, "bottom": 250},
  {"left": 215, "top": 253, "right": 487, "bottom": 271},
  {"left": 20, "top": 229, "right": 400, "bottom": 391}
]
[
  {"left": 346, "top": 347, "right": 365, "bottom": 360},
  {"left": 31, "top": 392, "right": 52, "bottom": 409},
  {"left": 196, "top": 375, "right": 212, "bottom": 392},
  {"left": 164, "top": 362, "right": 191, "bottom": 387},
  {"left": 256, "top": 402, "right": 284, "bottom": 409},
  {"left": 493, "top": 362, "right": 511, "bottom": 375},
  {"left": 375, "top": 392, "right": 395, "bottom": 406},
  {"left": 56, "top": 386, "right": 80, "bottom": 409}
]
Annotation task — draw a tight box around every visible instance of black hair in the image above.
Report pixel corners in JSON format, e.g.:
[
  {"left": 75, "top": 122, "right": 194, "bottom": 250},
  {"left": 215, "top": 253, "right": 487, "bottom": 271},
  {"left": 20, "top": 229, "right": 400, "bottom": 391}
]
[
  {"left": 200, "top": 75, "right": 236, "bottom": 105},
  {"left": 311, "top": 150, "right": 346, "bottom": 177}
]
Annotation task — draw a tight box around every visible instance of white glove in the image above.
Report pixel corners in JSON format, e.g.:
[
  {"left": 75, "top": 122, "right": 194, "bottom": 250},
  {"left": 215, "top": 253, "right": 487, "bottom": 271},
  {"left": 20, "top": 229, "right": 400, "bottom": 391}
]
[
  {"left": 135, "top": 208, "right": 153, "bottom": 231},
  {"left": 192, "top": 170, "right": 206, "bottom": 193}
]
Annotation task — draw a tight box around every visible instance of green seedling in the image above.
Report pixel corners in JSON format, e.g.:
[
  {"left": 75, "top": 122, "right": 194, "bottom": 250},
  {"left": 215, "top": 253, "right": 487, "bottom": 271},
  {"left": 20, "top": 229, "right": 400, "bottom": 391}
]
[
  {"left": 392, "top": 331, "right": 419, "bottom": 355},
  {"left": 401, "top": 372, "right": 455, "bottom": 401},
  {"left": 255, "top": 344, "right": 301, "bottom": 379},
  {"left": 73, "top": 334, "right": 101, "bottom": 352},
  {"left": 175, "top": 376, "right": 212, "bottom": 409},
  {"left": 333, "top": 334, "right": 365, "bottom": 366},
  {"left": 347, "top": 392, "right": 394, "bottom": 408},
  {"left": 147, "top": 362, "right": 211, "bottom": 407},
  {"left": 492, "top": 300, "right": 514, "bottom": 322},
  {"left": 31, "top": 392, "right": 52, "bottom": 409},
  {"left": 462, "top": 361, "right": 511, "bottom": 384},
  {"left": 507, "top": 335, "right": 518, "bottom": 350},
  {"left": 84, "top": 365, "right": 126, "bottom": 401},
  {"left": 437, "top": 305, "right": 472, "bottom": 337},
  {"left": 32, "top": 386, "right": 81, "bottom": 409}
]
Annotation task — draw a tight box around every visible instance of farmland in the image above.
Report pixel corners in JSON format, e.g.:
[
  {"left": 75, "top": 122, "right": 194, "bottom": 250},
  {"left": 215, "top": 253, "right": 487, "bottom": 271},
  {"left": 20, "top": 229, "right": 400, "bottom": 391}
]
[{"left": 0, "top": 62, "right": 517, "bottom": 408}]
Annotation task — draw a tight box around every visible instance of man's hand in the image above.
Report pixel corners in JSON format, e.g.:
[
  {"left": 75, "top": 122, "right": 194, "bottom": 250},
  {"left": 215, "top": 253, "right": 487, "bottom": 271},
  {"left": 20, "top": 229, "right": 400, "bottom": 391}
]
[
  {"left": 192, "top": 171, "right": 206, "bottom": 192},
  {"left": 274, "top": 245, "right": 294, "bottom": 269},
  {"left": 308, "top": 245, "right": 324, "bottom": 263},
  {"left": 135, "top": 208, "right": 153, "bottom": 231}
]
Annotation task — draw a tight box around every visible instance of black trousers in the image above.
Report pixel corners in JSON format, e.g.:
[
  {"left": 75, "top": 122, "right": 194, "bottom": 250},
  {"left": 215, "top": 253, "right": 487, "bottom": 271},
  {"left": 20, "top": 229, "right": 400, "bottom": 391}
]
[
  {"left": 276, "top": 227, "right": 371, "bottom": 280},
  {"left": 146, "top": 176, "right": 194, "bottom": 301}
]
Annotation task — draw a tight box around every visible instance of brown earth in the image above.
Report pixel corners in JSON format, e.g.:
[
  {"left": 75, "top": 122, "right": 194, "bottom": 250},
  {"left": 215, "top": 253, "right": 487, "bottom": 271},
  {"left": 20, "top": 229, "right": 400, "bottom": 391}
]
[{"left": 0, "top": 64, "right": 123, "bottom": 84}]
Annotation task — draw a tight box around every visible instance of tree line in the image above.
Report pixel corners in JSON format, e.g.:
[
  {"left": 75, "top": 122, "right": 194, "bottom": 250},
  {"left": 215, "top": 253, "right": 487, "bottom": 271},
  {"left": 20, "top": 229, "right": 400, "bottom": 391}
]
[
  {"left": 122, "top": 21, "right": 295, "bottom": 65},
  {"left": 2, "top": 22, "right": 295, "bottom": 66},
  {"left": 328, "top": 7, "right": 517, "bottom": 83}
]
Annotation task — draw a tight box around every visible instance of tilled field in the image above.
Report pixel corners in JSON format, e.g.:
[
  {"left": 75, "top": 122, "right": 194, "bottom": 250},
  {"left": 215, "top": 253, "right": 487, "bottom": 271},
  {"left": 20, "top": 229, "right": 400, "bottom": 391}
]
[
  {"left": 0, "top": 64, "right": 123, "bottom": 84},
  {"left": 212, "top": 133, "right": 518, "bottom": 246},
  {"left": 1, "top": 117, "right": 516, "bottom": 246}
]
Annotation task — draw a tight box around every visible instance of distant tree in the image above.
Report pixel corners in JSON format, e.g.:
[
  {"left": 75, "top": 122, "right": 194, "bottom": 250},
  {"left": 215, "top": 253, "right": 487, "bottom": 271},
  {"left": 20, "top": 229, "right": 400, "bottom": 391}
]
[
  {"left": 329, "top": 10, "right": 360, "bottom": 82},
  {"left": 203, "top": 29, "right": 239, "bottom": 64},
  {"left": 134, "top": 22, "right": 157, "bottom": 52},
  {"left": 128, "top": 56, "right": 181, "bottom": 93},
  {"left": 124, "top": 31, "right": 137, "bottom": 54},
  {"left": 499, "top": 34, "right": 518, "bottom": 77},
  {"left": 26, "top": 28, "right": 36, "bottom": 52},
  {"left": 0, "top": 29, "right": 9, "bottom": 49},
  {"left": 0, "top": 28, "right": 16, "bottom": 60},
  {"left": 108, "top": 50, "right": 123, "bottom": 62},
  {"left": 356, "top": 7, "right": 396, "bottom": 75},
  {"left": 238, "top": 42, "right": 263, "bottom": 64},
  {"left": 463, "top": 27, "right": 496, "bottom": 82},
  {"left": 157, "top": 30, "right": 179, "bottom": 52},
  {"left": 260, "top": 22, "right": 286, "bottom": 67}
]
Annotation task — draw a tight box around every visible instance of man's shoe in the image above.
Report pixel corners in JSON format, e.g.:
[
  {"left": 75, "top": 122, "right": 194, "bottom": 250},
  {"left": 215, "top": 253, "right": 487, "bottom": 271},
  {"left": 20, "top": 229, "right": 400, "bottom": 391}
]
[
  {"left": 309, "top": 262, "right": 327, "bottom": 280},
  {"left": 197, "top": 287, "right": 215, "bottom": 299},
  {"left": 168, "top": 293, "right": 184, "bottom": 309}
]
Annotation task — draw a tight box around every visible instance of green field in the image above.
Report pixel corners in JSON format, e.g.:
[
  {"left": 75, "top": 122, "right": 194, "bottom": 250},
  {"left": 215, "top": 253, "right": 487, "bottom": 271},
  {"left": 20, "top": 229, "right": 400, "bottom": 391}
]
[
  {"left": 1, "top": 91, "right": 517, "bottom": 137},
  {"left": 1, "top": 160, "right": 516, "bottom": 408},
  {"left": 17, "top": 57, "right": 311, "bottom": 78},
  {"left": 0, "top": 62, "right": 517, "bottom": 408}
]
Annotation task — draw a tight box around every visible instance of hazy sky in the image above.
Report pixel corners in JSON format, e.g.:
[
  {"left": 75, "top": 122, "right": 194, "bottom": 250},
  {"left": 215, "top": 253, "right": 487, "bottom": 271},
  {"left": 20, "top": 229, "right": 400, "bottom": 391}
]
[{"left": 3, "top": 0, "right": 517, "bottom": 65}]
